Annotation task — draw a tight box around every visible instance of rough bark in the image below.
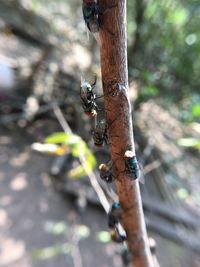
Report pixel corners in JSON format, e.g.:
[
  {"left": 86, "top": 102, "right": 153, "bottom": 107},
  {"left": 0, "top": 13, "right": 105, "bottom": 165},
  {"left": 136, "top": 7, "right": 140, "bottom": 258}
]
[{"left": 99, "top": 0, "right": 153, "bottom": 266}]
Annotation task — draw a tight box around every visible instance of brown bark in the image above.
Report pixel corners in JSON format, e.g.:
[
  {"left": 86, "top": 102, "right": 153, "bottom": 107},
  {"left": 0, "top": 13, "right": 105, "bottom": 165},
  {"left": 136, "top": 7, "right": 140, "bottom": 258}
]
[{"left": 99, "top": 0, "right": 153, "bottom": 266}]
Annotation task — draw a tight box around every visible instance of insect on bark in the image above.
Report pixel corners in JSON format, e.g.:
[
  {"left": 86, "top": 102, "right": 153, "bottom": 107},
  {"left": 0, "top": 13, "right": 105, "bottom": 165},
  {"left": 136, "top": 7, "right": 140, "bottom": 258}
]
[
  {"left": 124, "top": 150, "right": 141, "bottom": 180},
  {"left": 110, "top": 229, "right": 126, "bottom": 243},
  {"left": 99, "top": 161, "right": 115, "bottom": 183},
  {"left": 82, "top": 0, "right": 118, "bottom": 42},
  {"left": 82, "top": 0, "right": 100, "bottom": 34},
  {"left": 80, "top": 75, "right": 98, "bottom": 117},
  {"left": 92, "top": 118, "right": 108, "bottom": 146},
  {"left": 108, "top": 202, "right": 121, "bottom": 228}
]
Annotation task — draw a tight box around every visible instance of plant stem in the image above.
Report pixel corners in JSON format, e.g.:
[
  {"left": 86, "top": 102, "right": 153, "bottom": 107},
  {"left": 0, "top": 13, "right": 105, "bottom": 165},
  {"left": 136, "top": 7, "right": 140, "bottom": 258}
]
[{"left": 99, "top": 0, "right": 154, "bottom": 266}]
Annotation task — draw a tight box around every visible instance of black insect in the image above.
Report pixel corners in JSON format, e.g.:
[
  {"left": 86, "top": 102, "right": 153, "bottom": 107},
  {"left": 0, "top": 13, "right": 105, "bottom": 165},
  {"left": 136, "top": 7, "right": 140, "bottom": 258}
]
[
  {"left": 108, "top": 202, "right": 121, "bottom": 228},
  {"left": 110, "top": 229, "right": 126, "bottom": 243},
  {"left": 124, "top": 150, "right": 141, "bottom": 180},
  {"left": 99, "top": 161, "right": 115, "bottom": 183},
  {"left": 82, "top": 0, "right": 118, "bottom": 37},
  {"left": 93, "top": 119, "right": 108, "bottom": 146},
  {"left": 82, "top": 0, "right": 100, "bottom": 34},
  {"left": 80, "top": 76, "right": 98, "bottom": 117}
]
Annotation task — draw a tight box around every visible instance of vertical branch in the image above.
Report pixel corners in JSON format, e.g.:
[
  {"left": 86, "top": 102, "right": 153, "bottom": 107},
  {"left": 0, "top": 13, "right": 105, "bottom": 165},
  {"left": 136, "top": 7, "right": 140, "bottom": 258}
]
[{"left": 99, "top": 0, "right": 153, "bottom": 266}]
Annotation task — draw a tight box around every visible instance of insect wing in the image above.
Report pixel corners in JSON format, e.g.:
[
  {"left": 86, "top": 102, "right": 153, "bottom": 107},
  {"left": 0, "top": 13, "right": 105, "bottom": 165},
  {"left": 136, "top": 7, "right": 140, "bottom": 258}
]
[
  {"left": 138, "top": 163, "right": 145, "bottom": 184},
  {"left": 80, "top": 84, "right": 88, "bottom": 104},
  {"left": 92, "top": 32, "right": 101, "bottom": 45}
]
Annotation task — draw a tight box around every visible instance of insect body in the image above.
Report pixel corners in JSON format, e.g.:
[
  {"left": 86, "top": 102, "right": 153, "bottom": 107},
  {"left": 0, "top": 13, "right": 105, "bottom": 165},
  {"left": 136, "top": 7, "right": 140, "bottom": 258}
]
[
  {"left": 80, "top": 76, "right": 98, "bottom": 117},
  {"left": 99, "top": 161, "right": 115, "bottom": 183},
  {"left": 82, "top": 0, "right": 100, "bottom": 34},
  {"left": 108, "top": 202, "right": 121, "bottom": 228},
  {"left": 108, "top": 203, "right": 126, "bottom": 243},
  {"left": 110, "top": 229, "right": 126, "bottom": 243},
  {"left": 124, "top": 150, "right": 140, "bottom": 180},
  {"left": 82, "top": 0, "right": 118, "bottom": 40},
  {"left": 93, "top": 119, "right": 108, "bottom": 146}
]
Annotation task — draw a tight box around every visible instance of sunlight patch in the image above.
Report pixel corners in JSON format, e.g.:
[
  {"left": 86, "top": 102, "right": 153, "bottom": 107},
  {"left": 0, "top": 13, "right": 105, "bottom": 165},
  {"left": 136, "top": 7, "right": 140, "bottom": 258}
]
[{"left": 10, "top": 173, "right": 28, "bottom": 191}]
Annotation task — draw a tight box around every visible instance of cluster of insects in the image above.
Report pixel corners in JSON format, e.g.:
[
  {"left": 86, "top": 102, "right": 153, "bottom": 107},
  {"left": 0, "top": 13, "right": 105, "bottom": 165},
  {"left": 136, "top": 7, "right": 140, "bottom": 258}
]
[
  {"left": 80, "top": 2, "right": 141, "bottom": 251},
  {"left": 80, "top": 76, "right": 142, "bottom": 246}
]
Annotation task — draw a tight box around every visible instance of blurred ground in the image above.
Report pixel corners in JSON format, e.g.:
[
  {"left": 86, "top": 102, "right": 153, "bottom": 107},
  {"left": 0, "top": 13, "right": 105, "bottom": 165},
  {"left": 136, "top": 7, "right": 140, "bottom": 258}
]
[
  {"left": 0, "top": 1, "right": 200, "bottom": 267},
  {"left": 0, "top": 122, "right": 200, "bottom": 267},
  {"left": 0, "top": 122, "right": 123, "bottom": 267}
]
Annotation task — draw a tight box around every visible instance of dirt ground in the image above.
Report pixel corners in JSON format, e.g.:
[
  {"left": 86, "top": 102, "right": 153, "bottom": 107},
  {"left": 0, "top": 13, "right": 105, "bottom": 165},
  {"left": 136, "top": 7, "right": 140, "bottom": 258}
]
[{"left": 0, "top": 120, "right": 199, "bottom": 267}]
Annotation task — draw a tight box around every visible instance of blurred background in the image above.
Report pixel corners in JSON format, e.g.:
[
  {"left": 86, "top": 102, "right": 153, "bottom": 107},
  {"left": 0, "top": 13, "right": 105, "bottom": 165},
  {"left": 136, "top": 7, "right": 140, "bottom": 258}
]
[{"left": 0, "top": 0, "right": 200, "bottom": 267}]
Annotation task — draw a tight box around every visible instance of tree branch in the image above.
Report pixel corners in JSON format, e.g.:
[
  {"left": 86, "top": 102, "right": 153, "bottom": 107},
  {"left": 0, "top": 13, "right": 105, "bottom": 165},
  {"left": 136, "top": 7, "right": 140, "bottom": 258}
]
[{"left": 99, "top": 0, "right": 153, "bottom": 266}]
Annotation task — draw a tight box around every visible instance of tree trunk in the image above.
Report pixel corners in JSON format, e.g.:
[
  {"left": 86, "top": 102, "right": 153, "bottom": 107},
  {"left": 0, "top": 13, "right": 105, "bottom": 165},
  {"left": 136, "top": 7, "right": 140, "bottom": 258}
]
[{"left": 99, "top": 0, "right": 153, "bottom": 266}]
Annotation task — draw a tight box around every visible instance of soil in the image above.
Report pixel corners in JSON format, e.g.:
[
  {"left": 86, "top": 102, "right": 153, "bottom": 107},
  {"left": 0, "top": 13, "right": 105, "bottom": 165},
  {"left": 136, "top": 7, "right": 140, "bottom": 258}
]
[{"left": 0, "top": 120, "right": 199, "bottom": 267}]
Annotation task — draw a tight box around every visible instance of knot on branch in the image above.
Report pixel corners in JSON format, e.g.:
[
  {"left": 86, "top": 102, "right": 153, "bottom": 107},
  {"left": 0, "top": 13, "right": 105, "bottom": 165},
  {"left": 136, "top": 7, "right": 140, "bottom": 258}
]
[{"left": 103, "top": 80, "right": 127, "bottom": 97}]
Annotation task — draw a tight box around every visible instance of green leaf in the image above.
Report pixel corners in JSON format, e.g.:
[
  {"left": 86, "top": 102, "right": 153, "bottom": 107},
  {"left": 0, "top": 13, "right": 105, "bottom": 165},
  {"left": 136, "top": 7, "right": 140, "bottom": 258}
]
[
  {"left": 192, "top": 105, "right": 200, "bottom": 117},
  {"left": 45, "top": 132, "right": 81, "bottom": 145},
  {"left": 71, "top": 140, "right": 87, "bottom": 158},
  {"left": 67, "top": 151, "right": 96, "bottom": 179},
  {"left": 178, "top": 138, "right": 200, "bottom": 149},
  {"left": 45, "top": 132, "right": 70, "bottom": 144},
  {"left": 45, "top": 132, "right": 96, "bottom": 179}
]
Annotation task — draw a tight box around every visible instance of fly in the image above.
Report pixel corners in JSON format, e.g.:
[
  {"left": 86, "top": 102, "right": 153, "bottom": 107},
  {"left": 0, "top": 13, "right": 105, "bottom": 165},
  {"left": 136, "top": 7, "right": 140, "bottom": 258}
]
[
  {"left": 80, "top": 75, "right": 98, "bottom": 117},
  {"left": 108, "top": 202, "right": 121, "bottom": 228},
  {"left": 99, "top": 161, "right": 115, "bottom": 183},
  {"left": 110, "top": 229, "right": 126, "bottom": 243},
  {"left": 123, "top": 150, "right": 142, "bottom": 181},
  {"left": 82, "top": 0, "right": 118, "bottom": 42},
  {"left": 82, "top": 0, "right": 100, "bottom": 34},
  {"left": 93, "top": 118, "right": 108, "bottom": 146}
]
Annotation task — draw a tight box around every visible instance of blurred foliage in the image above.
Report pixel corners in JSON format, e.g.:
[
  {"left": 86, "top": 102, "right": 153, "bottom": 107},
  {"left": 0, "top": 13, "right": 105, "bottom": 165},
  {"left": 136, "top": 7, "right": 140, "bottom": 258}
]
[
  {"left": 45, "top": 132, "right": 97, "bottom": 179},
  {"left": 32, "top": 221, "right": 110, "bottom": 261},
  {"left": 127, "top": 0, "right": 200, "bottom": 123},
  {"left": 32, "top": 132, "right": 96, "bottom": 179},
  {"left": 17, "top": 0, "right": 200, "bottom": 124},
  {"left": 178, "top": 137, "right": 200, "bottom": 150}
]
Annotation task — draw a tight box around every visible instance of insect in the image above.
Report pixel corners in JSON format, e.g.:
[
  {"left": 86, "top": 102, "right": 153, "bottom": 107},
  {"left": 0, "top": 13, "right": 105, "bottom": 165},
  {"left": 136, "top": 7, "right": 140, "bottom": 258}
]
[
  {"left": 108, "top": 202, "right": 121, "bottom": 228},
  {"left": 124, "top": 150, "right": 141, "bottom": 180},
  {"left": 93, "top": 119, "right": 108, "bottom": 146},
  {"left": 110, "top": 229, "right": 126, "bottom": 243},
  {"left": 99, "top": 161, "right": 115, "bottom": 183},
  {"left": 82, "top": 0, "right": 100, "bottom": 34},
  {"left": 82, "top": 0, "right": 118, "bottom": 39},
  {"left": 80, "top": 76, "right": 98, "bottom": 117}
]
